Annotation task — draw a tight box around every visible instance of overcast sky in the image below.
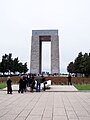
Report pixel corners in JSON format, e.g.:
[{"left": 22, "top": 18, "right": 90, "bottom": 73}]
[{"left": 0, "top": 0, "right": 90, "bottom": 74}]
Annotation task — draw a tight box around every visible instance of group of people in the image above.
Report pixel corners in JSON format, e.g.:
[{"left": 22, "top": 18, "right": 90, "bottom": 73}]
[
  {"left": 6, "top": 73, "right": 72, "bottom": 94},
  {"left": 6, "top": 74, "right": 47, "bottom": 94}
]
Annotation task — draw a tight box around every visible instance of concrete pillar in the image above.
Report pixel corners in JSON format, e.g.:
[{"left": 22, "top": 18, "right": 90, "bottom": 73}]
[
  {"left": 30, "top": 36, "right": 40, "bottom": 73},
  {"left": 51, "top": 35, "right": 59, "bottom": 74}
]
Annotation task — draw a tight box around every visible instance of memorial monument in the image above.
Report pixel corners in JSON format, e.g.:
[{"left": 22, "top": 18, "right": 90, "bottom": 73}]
[{"left": 30, "top": 30, "right": 60, "bottom": 74}]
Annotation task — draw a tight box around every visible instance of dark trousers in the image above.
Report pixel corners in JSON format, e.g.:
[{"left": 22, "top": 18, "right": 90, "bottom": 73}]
[
  {"left": 7, "top": 86, "right": 12, "bottom": 94},
  {"left": 36, "top": 83, "right": 41, "bottom": 92},
  {"left": 68, "top": 80, "right": 72, "bottom": 85},
  {"left": 18, "top": 87, "right": 23, "bottom": 93},
  {"left": 43, "top": 82, "right": 47, "bottom": 91}
]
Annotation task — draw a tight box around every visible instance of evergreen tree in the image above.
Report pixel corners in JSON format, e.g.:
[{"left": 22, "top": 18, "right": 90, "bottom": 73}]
[
  {"left": 0, "top": 53, "right": 28, "bottom": 75},
  {"left": 67, "top": 52, "right": 90, "bottom": 77}
]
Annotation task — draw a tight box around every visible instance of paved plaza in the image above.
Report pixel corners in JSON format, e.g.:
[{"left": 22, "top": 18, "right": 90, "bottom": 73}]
[{"left": 0, "top": 85, "right": 90, "bottom": 120}]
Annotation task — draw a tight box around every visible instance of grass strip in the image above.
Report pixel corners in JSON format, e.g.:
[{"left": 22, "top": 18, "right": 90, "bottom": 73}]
[
  {"left": 0, "top": 83, "right": 7, "bottom": 89},
  {"left": 75, "top": 84, "right": 90, "bottom": 90}
]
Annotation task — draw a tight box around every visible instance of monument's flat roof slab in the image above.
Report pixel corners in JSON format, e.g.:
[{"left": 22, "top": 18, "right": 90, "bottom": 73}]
[
  {"left": 0, "top": 85, "right": 90, "bottom": 120},
  {"left": 32, "top": 29, "right": 58, "bottom": 36}
]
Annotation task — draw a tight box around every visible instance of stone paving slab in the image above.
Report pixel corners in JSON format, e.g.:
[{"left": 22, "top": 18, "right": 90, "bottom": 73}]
[
  {"left": 0, "top": 90, "right": 90, "bottom": 120},
  {"left": 46, "top": 85, "right": 78, "bottom": 92}
]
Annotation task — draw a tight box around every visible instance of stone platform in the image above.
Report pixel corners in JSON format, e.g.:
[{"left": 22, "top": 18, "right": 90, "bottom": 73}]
[{"left": 2, "top": 85, "right": 78, "bottom": 92}]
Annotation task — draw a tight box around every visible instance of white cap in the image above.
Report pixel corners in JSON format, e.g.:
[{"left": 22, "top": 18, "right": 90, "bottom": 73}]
[{"left": 7, "top": 76, "right": 10, "bottom": 79}]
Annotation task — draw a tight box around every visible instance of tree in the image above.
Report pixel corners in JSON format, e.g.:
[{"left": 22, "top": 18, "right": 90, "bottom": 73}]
[
  {"left": 18, "top": 62, "right": 28, "bottom": 74},
  {"left": 67, "top": 52, "right": 90, "bottom": 77},
  {"left": 74, "top": 52, "right": 83, "bottom": 73},
  {"left": 83, "top": 53, "right": 90, "bottom": 77},
  {"left": 23, "top": 62, "right": 28, "bottom": 73},
  {"left": 18, "top": 62, "right": 23, "bottom": 74},
  {"left": 67, "top": 62, "right": 74, "bottom": 73},
  {"left": 0, "top": 54, "right": 8, "bottom": 75},
  {"left": 0, "top": 53, "right": 28, "bottom": 75},
  {"left": 7, "top": 53, "right": 13, "bottom": 74},
  {"left": 12, "top": 57, "right": 19, "bottom": 74}
]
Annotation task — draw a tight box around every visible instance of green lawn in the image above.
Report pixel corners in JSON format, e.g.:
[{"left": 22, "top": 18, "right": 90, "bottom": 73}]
[
  {"left": 75, "top": 84, "right": 90, "bottom": 90},
  {"left": 0, "top": 83, "right": 7, "bottom": 89}
]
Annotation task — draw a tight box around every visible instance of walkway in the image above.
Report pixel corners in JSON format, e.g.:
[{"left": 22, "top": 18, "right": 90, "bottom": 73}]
[{"left": 0, "top": 85, "right": 90, "bottom": 120}]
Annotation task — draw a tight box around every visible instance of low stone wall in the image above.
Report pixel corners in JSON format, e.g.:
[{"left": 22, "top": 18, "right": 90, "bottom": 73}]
[
  {"left": 0, "top": 76, "right": 20, "bottom": 84},
  {"left": 0, "top": 76, "right": 90, "bottom": 85},
  {"left": 45, "top": 76, "right": 90, "bottom": 85}
]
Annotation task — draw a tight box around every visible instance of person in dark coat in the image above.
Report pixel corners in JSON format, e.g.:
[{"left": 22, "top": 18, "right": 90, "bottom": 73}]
[
  {"left": 30, "top": 75, "right": 35, "bottom": 92},
  {"left": 36, "top": 74, "right": 42, "bottom": 92},
  {"left": 23, "top": 76, "right": 27, "bottom": 92},
  {"left": 67, "top": 74, "right": 72, "bottom": 85},
  {"left": 18, "top": 76, "right": 24, "bottom": 93},
  {"left": 7, "top": 76, "right": 12, "bottom": 94},
  {"left": 27, "top": 75, "right": 31, "bottom": 87},
  {"left": 41, "top": 75, "right": 46, "bottom": 91}
]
